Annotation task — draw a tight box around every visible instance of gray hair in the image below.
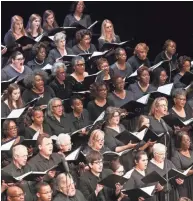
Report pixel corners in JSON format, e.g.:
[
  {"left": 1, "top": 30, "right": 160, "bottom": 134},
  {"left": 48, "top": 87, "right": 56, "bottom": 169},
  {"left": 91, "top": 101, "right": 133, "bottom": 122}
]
[
  {"left": 12, "top": 145, "right": 27, "bottom": 158},
  {"left": 56, "top": 173, "right": 73, "bottom": 191},
  {"left": 152, "top": 143, "right": 166, "bottom": 155},
  {"left": 172, "top": 88, "right": 187, "bottom": 98},
  {"left": 56, "top": 133, "right": 71, "bottom": 148},
  {"left": 52, "top": 62, "right": 67, "bottom": 76},
  {"left": 46, "top": 97, "right": 63, "bottom": 119},
  {"left": 104, "top": 106, "right": 123, "bottom": 125},
  {"left": 54, "top": 32, "right": 66, "bottom": 45},
  {"left": 71, "top": 56, "right": 85, "bottom": 67}
]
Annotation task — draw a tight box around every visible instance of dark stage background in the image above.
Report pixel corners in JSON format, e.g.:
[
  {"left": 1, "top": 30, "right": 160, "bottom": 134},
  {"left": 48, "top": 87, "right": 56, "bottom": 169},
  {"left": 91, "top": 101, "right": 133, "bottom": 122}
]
[{"left": 1, "top": 1, "right": 193, "bottom": 61}]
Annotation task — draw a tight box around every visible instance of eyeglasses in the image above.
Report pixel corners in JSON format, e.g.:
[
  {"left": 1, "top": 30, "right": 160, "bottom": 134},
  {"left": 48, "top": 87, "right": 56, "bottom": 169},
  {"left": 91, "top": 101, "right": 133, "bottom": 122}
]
[
  {"left": 95, "top": 138, "right": 104, "bottom": 142},
  {"left": 8, "top": 126, "right": 18, "bottom": 131},
  {"left": 15, "top": 58, "right": 24, "bottom": 61},
  {"left": 158, "top": 104, "right": 167, "bottom": 108},
  {"left": 92, "top": 160, "right": 103, "bottom": 165},
  {"left": 75, "top": 63, "right": 85, "bottom": 67},
  {"left": 10, "top": 192, "right": 26, "bottom": 197},
  {"left": 156, "top": 152, "right": 165, "bottom": 156},
  {"left": 40, "top": 190, "right": 53, "bottom": 194},
  {"left": 53, "top": 104, "right": 63, "bottom": 108}
]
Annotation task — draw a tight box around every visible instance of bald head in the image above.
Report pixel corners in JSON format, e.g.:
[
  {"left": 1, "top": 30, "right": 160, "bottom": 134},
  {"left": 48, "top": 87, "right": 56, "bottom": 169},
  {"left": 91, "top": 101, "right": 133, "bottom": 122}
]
[{"left": 7, "top": 186, "right": 25, "bottom": 201}]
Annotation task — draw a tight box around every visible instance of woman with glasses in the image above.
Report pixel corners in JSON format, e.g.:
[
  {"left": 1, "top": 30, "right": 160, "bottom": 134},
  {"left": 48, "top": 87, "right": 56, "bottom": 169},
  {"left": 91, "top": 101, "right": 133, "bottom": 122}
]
[
  {"left": 171, "top": 131, "right": 193, "bottom": 200},
  {"left": 22, "top": 70, "right": 55, "bottom": 107},
  {"left": 1, "top": 51, "right": 32, "bottom": 81},
  {"left": 45, "top": 98, "right": 73, "bottom": 136},
  {"left": 169, "top": 89, "right": 193, "bottom": 134},
  {"left": 82, "top": 129, "right": 110, "bottom": 155},
  {"left": 2, "top": 120, "right": 24, "bottom": 167},
  {"left": 87, "top": 82, "right": 114, "bottom": 122},
  {"left": 111, "top": 48, "right": 133, "bottom": 78},
  {"left": 128, "top": 66, "right": 156, "bottom": 100},
  {"left": 147, "top": 143, "right": 183, "bottom": 201},
  {"left": 24, "top": 107, "right": 51, "bottom": 139},
  {"left": 48, "top": 32, "right": 74, "bottom": 65},
  {"left": 72, "top": 29, "right": 96, "bottom": 55},
  {"left": 1, "top": 83, "right": 24, "bottom": 118}
]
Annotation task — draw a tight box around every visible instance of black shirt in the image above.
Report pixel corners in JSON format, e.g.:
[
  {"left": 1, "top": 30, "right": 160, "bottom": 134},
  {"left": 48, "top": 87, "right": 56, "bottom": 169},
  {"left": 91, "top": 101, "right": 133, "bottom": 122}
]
[
  {"left": 72, "top": 44, "right": 96, "bottom": 55},
  {"left": 27, "top": 58, "right": 49, "bottom": 71}
]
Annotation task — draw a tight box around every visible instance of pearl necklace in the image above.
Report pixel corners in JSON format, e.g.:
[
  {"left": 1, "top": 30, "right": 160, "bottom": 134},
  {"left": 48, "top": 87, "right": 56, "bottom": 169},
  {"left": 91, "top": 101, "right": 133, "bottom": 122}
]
[{"left": 34, "top": 58, "right": 44, "bottom": 65}]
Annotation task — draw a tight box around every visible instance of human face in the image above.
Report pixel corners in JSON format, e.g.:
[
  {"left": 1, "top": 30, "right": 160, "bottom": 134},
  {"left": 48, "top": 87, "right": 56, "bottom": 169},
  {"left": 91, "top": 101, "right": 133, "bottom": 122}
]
[
  {"left": 15, "top": 148, "right": 28, "bottom": 167},
  {"left": 72, "top": 99, "right": 83, "bottom": 114},
  {"left": 166, "top": 42, "right": 176, "bottom": 55},
  {"left": 156, "top": 100, "right": 168, "bottom": 116},
  {"left": 80, "top": 34, "right": 91, "bottom": 47},
  {"left": 46, "top": 14, "right": 54, "bottom": 26},
  {"left": 7, "top": 121, "right": 18, "bottom": 138},
  {"left": 139, "top": 70, "right": 150, "bottom": 85},
  {"left": 90, "top": 159, "right": 103, "bottom": 173},
  {"left": 110, "top": 112, "right": 120, "bottom": 125},
  {"left": 159, "top": 71, "right": 168, "bottom": 85},
  {"left": 34, "top": 75, "right": 44, "bottom": 91},
  {"left": 56, "top": 67, "right": 66, "bottom": 81},
  {"left": 39, "top": 137, "right": 53, "bottom": 156},
  {"left": 8, "top": 187, "right": 25, "bottom": 201},
  {"left": 52, "top": 100, "right": 63, "bottom": 117},
  {"left": 14, "top": 21, "right": 23, "bottom": 32},
  {"left": 32, "top": 18, "right": 40, "bottom": 29},
  {"left": 57, "top": 39, "right": 66, "bottom": 49},
  {"left": 137, "top": 47, "right": 147, "bottom": 60},
  {"left": 12, "top": 55, "right": 24, "bottom": 70},
  {"left": 181, "top": 134, "right": 191, "bottom": 150},
  {"left": 154, "top": 151, "right": 166, "bottom": 163},
  {"left": 37, "top": 47, "right": 46, "bottom": 61},
  {"left": 105, "top": 22, "right": 113, "bottom": 34},
  {"left": 115, "top": 77, "right": 125, "bottom": 91},
  {"left": 136, "top": 154, "right": 148, "bottom": 171},
  {"left": 61, "top": 177, "right": 76, "bottom": 197},
  {"left": 60, "top": 139, "right": 72, "bottom": 153},
  {"left": 74, "top": 60, "right": 85, "bottom": 74},
  {"left": 182, "top": 61, "right": 191, "bottom": 72},
  {"left": 76, "top": 1, "right": 85, "bottom": 13},
  {"left": 33, "top": 110, "right": 44, "bottom": 126},
  {"left": 97, "top": 85, "right": 107, "bottom": 99},
  {"left": 115, "top": 165, "right": 125, "bottom": 176},
  {"left": 11, "top": 88, "right": 20, "bottom": 101},
  {"left": 99, "top": 62, "right": 109, "bottom": 74},
  {"left": 174, "top": 95, "right": 186, "bottom": 108},
  {"left": 118, "top": 50, "right": 127, "bottom": 61},
  {"left": 37, "top": 185, "right": 52, "bottom": 201},
  {"left": 93, "top": 133, "right": 104, "bottom": 151}
]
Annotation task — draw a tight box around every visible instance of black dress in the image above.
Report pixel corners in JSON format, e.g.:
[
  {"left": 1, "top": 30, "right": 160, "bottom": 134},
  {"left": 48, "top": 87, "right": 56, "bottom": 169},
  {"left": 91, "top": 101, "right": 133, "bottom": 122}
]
[
  {"left": 72, "top": 44, "right": 96, "bottom": 55},
  {"left": 27, "top": 58, "right": 49, "bottom": 71},
  {"left": 1, "top": 101, "right": 10, "bottom": 118},
  {"left": 171, "top": 150, "right": 193, "bottom": 200},
  {"left": 22, "top": 86, "right": 56, "bottom": 106},
  {"left": 98, "top": 35, "right": 121, "bottom": 51},
  {"left": 146, "top": 160, "right": 179, "bottom": 201},
  {"left": 110, "top": 62, "right": 133, "bottom": 78}
]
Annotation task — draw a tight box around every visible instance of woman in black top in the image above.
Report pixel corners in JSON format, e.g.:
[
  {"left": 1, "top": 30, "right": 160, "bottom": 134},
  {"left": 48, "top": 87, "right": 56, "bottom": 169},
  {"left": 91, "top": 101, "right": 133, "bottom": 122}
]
[
  {"left": 42, "top": 10, "right": 59, "bottom": 32},
  {"left": 127, "top": 43, "right": 151, "bottom": 72},
  {"left": 1, "top": 83, "right": 24, "bottom": 117},
  {"left": 72, "top": 29, "right": 96, "bottom": 55},
  {"left": 44, "top": 98, "right": 73, "bottom": 136},
  {"left": 24, "top": 107, "right": 51, "bottom": 139},
  {"left": 151, "top": 67, "right": 168, "bottom": 89},
  {"left": 171, "top": 131, "right": 193, "bottom": 200},
  {"left": 22, "top": 70, "right": 55, "bottom": 107},
  {"left": 1, "top": 120, "right": 24, "bottom": 167},
  {"left": 25, "top": 14, "right": 43, "bottom": 39},
  {"left": 169, "top": 88, "right": 193, "bottom": 134},
  {"left": 87, "top": 82, "right": 114, "bottom": 122},
  {"left": 47, "top": 32, "right": 74, "bottom": 65},
  {"left": 63, "top": 1, "right": 92, "bottom": 48},
  {"left": 128, "top": 66, "right": 156, "bottom": 100},
  {"left": 173, "top": 55, "right": 191, "bottom": 89},
  {"left": 27, "top": 42, "right": 49, "bottom": 70},
  {"left": 98, "top": 19, "right": 121, "bottom": 51}
]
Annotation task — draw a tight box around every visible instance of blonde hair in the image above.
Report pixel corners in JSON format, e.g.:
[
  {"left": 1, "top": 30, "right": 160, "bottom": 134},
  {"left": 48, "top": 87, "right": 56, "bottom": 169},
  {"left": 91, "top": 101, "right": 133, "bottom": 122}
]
[
  {"left": 134, "top": 43, "right": 149, "bottom": 55},
  {"left": 26, "top": 14, "right": 43, "bottom": 35},
  {"left": 149, "top": 97, "right": 168, "bottom": 116},
  {"left": 88, "top": 129, "right": 104, "bottom": 148},
  {"left": 99, "top": 19, "right": 116, "bottom": 41},
  {"left": 11, "top": 15, "right": 26, "bottom": 36}
]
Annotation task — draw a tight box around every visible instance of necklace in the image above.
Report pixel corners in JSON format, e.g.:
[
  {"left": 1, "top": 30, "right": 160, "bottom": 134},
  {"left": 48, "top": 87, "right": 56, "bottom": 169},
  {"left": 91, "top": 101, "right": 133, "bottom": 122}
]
[
  {"left": 78, "top": 44, "right": 90, "bottom": 53},
  {"left": 34, "top": 58, "right": 44, "bottom": 65}
]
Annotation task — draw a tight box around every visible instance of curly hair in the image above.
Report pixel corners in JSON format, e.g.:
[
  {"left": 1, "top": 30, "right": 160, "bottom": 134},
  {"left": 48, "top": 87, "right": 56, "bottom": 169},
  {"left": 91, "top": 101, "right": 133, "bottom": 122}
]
[
  {"left": 90, "top": 81, "right": 107, "bottom": 98},
  {"left": 23, "top": 70, "right": 48, "bottom": 89},
  {"left": 163, "top": 39, "right": 176, "bottom": 50},
  {"left": 137, "top": 66, "right": 149, "bottom": 77},
  {"left": 178, "top": 55, "right": 191, "bottom": 71},
  {"left": 32, "top": 42, "right": 48, "bottom": 56},
  {"left": 75, "top": 29, "right": 92, "bottom": 43}
]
